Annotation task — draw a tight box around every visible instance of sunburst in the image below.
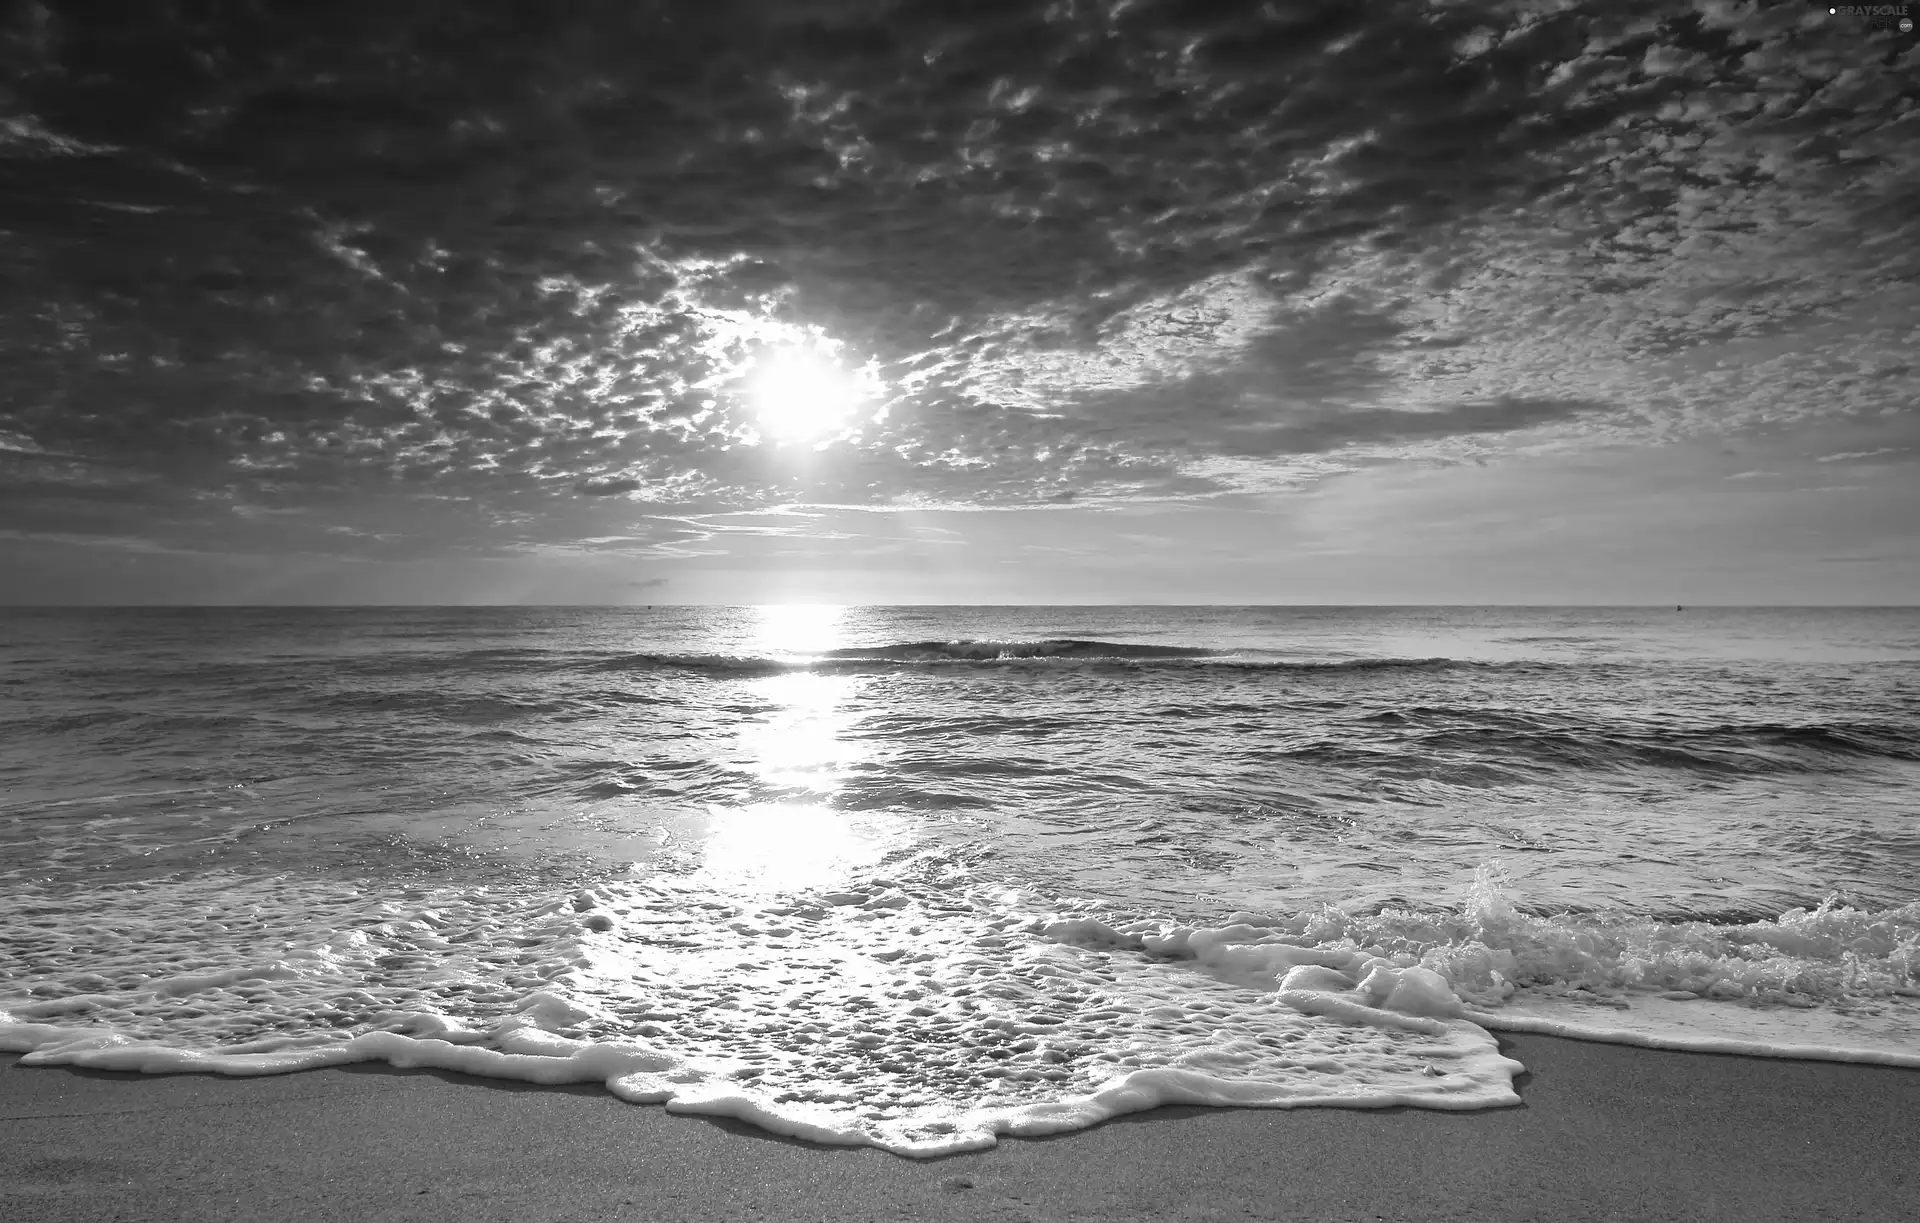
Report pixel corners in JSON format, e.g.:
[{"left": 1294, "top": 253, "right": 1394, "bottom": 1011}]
[{"left": 746, "top": 346, "right": 870, "bottom": 443}]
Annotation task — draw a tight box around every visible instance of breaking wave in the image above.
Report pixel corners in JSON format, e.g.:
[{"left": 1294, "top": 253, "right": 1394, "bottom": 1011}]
[{"left": 590, "top": 640, "right": 1562, "bottom": 676}]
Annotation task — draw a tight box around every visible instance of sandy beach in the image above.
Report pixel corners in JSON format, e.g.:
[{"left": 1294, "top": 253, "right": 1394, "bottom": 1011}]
[{"left": 3, "top": 1033, "right": 1914, "bottom": 1222}]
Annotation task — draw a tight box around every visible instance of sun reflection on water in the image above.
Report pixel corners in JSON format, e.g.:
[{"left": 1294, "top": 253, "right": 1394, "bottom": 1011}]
[
  {"left": 693, "top": 604, "right": 906, "bottom": 891},
  {"left": 752, "top": 602, "right": 845, "bottom": 658},
  {"left": 693, "top": 802, "right": 893, "bottom": 893},
  {"left": 739, "top": 671, "right": 862, "bottom": 793}
]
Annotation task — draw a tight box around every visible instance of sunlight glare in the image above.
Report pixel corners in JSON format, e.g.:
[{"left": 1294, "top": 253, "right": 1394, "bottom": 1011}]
[
  {"left": 679, "top": 599, "right": 910, "bottom": 890},
  {"left": 753, "top": 603, "right": 845, "bottom": 657},
  {"left": 741, "top": 671, "right": 861, "bottom": 793},
  {"left": 748, "top": 346, "right": 870, "bottom": 443},
  {"left": 684, "top": 602, "right": 895, "bottom": 894},
  {"left": 743, "top": 606, "right": 859, "bottom": 794},
  {"left": 692, "top": 802, "right": 899, "bottom": 892}
]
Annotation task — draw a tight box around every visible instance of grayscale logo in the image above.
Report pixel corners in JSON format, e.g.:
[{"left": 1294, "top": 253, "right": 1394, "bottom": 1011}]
[{"left": 1827, "top": 4, "right": 1915, "bottom": 32}]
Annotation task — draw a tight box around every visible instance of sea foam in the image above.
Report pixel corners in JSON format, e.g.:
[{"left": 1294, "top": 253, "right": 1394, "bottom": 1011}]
[{"left": 3, "top": 860, "right": 1915, "bottom": 1155}]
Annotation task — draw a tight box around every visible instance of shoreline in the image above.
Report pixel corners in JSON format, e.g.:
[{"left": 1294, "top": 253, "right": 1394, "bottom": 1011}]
[{"left": 5, "top": 1033, "right": 1917, "bottom": 1222}]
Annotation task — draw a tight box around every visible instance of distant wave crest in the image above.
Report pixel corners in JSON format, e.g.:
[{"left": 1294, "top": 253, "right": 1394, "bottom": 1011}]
[
  {"left": 1355, "top": 708, "right": 1920, "bottom": 774},
  {"left": 824, "top": 638, "right": 1216, "bottom": 661},
  {"left": 591, "top": 640, "right": 1561, "bottom": 675}
]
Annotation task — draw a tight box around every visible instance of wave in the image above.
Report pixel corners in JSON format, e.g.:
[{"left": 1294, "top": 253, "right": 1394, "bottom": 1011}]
[
  {"left": 1045, "top": 865, "right": 1920, "bottom": 1066},
  {"left": 1708, "top": 721, "right": 1920, "bottom": 762},
  {"left": 592, "top": 639, "right": 1222, "bottom": 673},
  {"left": 593, "top": 652, "right": 795, "bottom": 676},
  {"left": 2, "top": 863, "right": 1914, "bottom": 1158},
  {"left": 1, "top": 709, "right": 141, "bottom": 735},
  {"left": 306, "top": 690, "right": 568, "bottom": 722},
  {"left": 590, "top": 642, "right": 1569, "bottom": 676},
  {"left": 1355, "top": 710, "right": 1920, "bottom": 774},
  {"left": 1496, "top": 635, "right": 1616, "bottom": 645},
  {"left": 822, "top": 638, "right": 1217, "bottom": 661}
]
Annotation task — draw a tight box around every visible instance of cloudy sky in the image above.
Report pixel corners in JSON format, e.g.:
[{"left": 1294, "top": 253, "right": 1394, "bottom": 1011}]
[{"left": 2, "top": 0, "right": 1916, "bottom": 605}]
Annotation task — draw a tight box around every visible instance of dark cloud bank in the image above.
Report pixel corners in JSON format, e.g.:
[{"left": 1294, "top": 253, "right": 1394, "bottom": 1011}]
[{"left": 1, "top": 0, "right": 1915, "bottom": 566}]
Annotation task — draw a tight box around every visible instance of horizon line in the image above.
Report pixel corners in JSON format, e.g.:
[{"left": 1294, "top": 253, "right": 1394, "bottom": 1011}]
[{"left": 3, "top": 602, "right": 1917, "bottom": 611}]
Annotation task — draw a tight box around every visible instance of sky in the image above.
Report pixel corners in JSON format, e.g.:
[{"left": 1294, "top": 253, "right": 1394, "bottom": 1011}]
[{"left": 1, "top": 0, "right": 1916, "bottom": 605}]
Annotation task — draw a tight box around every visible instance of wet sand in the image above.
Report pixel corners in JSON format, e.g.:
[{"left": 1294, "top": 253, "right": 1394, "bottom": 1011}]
[{"left": 3, "top": 1033, "right": 1916, "bottom": 1222}]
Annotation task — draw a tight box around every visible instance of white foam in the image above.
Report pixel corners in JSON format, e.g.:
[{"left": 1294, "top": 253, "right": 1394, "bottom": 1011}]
[
  {"left": 1160, "top": 863, "right": 1920, "bottom": 1067},
  {"left": 1466, "top": 993, "right": 1920, "bottom": 1068},
  {"left": 2, "top": 866, "right": 1527, "bottom": 1155},
  {"left": 3, "top": 861, "right": 1914, "bottom": 1155}
]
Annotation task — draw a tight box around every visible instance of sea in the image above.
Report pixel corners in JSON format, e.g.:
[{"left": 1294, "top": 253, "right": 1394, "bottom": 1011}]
[{"left": 2, "top": 605, "right": 1917, "bottom": 1155}]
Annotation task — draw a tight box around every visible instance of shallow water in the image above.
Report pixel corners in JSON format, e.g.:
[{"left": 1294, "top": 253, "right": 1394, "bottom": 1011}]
[{"left": 3, "top": 606, "right": 1917, "bottom": 1153}]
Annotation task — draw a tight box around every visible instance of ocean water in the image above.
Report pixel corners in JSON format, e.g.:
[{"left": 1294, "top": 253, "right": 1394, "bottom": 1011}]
[{"left": 2, "top": 605, "right": 1917, "bottom": 1154}]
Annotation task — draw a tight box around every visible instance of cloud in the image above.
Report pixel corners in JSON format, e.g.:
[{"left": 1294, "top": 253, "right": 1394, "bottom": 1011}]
[
  {"left": 0, "top": 430, "right": 61, "bottom": 456},
  {"left": 0, "top": 0, "right": 1913, "bottom": 561},
  {"left": 578, "top": 478, "right": 644, "bottom": 497},
  {"left": 1816, "top": 447, "right": 1910, "bottom": 463}
]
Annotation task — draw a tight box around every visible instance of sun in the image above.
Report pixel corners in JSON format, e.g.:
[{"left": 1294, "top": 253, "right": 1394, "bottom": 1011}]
[{"left": 746, "top": 346, "right": 869, "bottom": 443}]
